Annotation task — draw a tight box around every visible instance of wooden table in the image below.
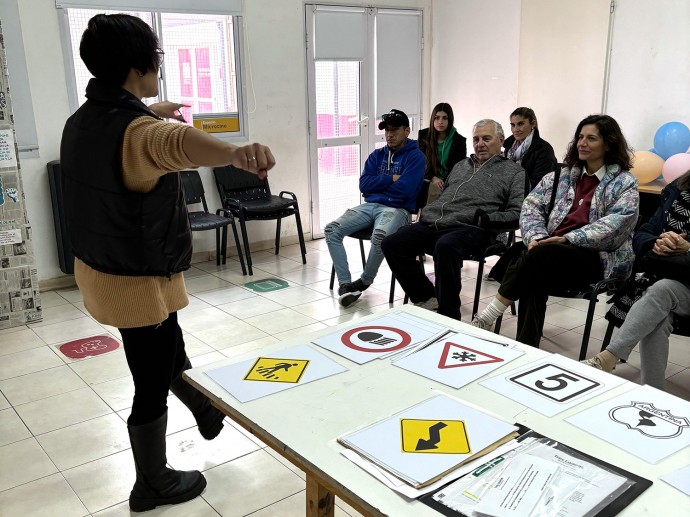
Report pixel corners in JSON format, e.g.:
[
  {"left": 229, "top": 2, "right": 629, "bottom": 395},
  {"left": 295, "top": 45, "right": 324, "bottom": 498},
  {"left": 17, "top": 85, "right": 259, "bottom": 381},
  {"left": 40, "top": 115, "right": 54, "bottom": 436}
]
[{"left": 184, "top": 305, "right": 689, "bottom": 516}]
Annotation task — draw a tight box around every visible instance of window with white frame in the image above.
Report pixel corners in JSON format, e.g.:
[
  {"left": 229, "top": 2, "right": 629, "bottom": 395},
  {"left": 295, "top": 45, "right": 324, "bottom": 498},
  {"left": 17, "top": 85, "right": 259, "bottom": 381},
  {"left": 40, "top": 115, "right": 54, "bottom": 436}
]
[{"left": 59, "top": 7, "right": 246, "bottom": 139}]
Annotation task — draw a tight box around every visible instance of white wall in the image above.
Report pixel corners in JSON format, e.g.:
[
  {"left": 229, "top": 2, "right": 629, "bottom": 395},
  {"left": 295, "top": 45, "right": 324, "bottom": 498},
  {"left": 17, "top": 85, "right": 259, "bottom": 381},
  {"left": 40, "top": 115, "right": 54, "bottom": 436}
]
[
  {"left": 517, "top": 0, "right": 611, "bottom": 158},
  {"left": 606, "top": 0, "right": 690, "bottom": 152},
  {"left": 428, "top": 0, "right": 522, "bottom": 143},
  {"left": 11, "top": 0, "right": 430, "bottom": 283}
]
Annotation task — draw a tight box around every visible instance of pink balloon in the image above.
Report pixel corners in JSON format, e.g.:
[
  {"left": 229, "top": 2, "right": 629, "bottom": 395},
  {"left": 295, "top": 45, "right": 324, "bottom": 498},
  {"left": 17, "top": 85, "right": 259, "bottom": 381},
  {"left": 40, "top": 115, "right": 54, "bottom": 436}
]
[{"left": 662, "top": 153, "right": 690, "bottom": 183}]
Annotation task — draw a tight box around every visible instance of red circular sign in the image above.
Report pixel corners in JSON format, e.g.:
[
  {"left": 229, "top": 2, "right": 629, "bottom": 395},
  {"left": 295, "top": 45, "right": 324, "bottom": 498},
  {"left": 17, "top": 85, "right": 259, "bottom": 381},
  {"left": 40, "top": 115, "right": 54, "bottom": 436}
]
[
  {"left": 58, "top": 335, "right": 120, "bottom": 359},
  {"left": 340, "top": 325, "right": 412, "bottom": 353}
]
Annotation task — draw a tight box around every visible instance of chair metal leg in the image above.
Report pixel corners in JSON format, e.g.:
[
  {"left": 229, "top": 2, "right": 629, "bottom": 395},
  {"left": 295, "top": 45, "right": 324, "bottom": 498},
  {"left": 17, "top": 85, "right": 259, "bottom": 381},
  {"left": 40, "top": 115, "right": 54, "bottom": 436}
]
[
  {"left": 329, "top": 265, "right": 336, "bottom": 291},
  {"left": 294, "top": 209, "right": 307, "bottom": 265},
  {"left": 275, "top": 218, "right": 282, "bottom": 255},
  {"left": 229, "top": 218, "right": 247, "bottom": 275},
  {"left": 473, "top": 259, "right": 485, "bottom": 319},
  {"left": 239, "top": 216, "right": 253, "bottom": 275},
  {"left": 359, "top": 239, "right": 366, "bottom": 268},
  {"left": 600, "top": 321, "right": 615, "bottom": 351},
  {"left": 389, "top": 275, "right": 396, "bottom": 304},
  {"left": 221, "top": 225, "right": 228, "bottom": 265},
  {"left": 494, "top": 314, "right": 503, "bottom": 334},
  {"left": 510, "top": 302, "right": 517, "bottom": 315},
  {"left": 215, "top": 227, "right": 221, "bottom": 266},
  {"left": 579, "top": 293, "right": 599, "bottom": 361}
]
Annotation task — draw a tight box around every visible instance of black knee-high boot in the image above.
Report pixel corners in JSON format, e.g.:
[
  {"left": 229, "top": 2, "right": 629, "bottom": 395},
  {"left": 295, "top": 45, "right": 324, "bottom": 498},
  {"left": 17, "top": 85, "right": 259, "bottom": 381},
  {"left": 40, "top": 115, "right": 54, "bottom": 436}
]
[
  {"left": 128, "top": 410, "right": 206, "bottom": 512},
  {"left": 169, "top": 357, "right": 225, "bottom": 440}
]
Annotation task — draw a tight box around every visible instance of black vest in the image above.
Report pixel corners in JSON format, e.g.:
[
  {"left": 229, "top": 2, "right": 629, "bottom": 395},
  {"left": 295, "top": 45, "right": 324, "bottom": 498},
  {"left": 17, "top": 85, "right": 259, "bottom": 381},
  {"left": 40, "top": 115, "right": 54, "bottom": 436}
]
[{"left": 61, "top": 79, "right": 192, "bottom": 277}]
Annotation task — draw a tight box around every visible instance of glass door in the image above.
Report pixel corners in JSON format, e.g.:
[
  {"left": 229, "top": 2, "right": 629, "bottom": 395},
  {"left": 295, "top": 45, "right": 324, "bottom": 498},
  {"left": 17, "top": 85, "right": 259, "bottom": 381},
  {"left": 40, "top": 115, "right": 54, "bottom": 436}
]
[{"left": 306, "top": 5, "right": 422, "bottom": 237}]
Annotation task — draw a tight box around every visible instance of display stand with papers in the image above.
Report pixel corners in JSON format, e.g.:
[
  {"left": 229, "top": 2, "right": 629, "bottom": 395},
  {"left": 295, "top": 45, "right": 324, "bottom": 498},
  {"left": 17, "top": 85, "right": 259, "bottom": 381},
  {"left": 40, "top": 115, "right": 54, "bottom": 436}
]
[{"left": 183, "top": 306, "right": 690, "bottom": 517}]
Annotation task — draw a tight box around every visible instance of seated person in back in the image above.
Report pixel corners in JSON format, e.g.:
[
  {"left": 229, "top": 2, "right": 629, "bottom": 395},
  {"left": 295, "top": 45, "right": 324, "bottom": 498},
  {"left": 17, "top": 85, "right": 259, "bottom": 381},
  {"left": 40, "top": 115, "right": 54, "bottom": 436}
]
[
  {"left": 583, "top": 169, "right": 690, "bottom": 390},
  {"left": 325, "top": 109, "right": 425, "bottom": 308},
  {"left": 417, "top": 102, "right": 467, "bottom": 204},
  {"left": 472, "top": 114, "right": 639, "bottom": 347},
  {"left": 381, "top": 119, "right": 525, "bottom": 320}
]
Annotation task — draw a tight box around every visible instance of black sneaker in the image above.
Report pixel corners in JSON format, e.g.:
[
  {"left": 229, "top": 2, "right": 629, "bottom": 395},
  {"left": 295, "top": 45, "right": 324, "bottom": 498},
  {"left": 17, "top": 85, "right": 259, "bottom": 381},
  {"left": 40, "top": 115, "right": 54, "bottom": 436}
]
[
  {"left": 351, "top": 278, "right": 370, "bottom": 293},
  {"left": 338, "top": 282, "right": 362, "bottom": 307}
]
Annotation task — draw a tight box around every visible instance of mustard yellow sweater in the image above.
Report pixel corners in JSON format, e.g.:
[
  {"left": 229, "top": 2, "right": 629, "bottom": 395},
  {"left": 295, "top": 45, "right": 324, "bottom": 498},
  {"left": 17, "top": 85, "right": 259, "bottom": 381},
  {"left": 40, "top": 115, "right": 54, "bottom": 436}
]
[{"left": 74, "top": 117, "right": 198, "bottom": 329}]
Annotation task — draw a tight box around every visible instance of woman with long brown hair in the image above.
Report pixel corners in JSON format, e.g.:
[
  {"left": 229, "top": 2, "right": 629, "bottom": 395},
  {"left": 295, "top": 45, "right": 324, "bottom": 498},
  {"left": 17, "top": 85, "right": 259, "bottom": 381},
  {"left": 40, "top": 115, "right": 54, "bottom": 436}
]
[
  {"left": 417, "top": 102, "right": 466, "bottom": 202},
  {"left": 472, "top": 114, "right": 639, "bottom": 346}
]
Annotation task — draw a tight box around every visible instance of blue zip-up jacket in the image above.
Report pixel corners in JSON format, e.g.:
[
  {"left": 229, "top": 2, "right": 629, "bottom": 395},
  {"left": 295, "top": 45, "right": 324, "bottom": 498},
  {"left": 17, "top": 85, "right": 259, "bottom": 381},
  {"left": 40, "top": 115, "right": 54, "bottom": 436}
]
[{"left": 359, "top": 138, "right": 425, "bottom": 212}]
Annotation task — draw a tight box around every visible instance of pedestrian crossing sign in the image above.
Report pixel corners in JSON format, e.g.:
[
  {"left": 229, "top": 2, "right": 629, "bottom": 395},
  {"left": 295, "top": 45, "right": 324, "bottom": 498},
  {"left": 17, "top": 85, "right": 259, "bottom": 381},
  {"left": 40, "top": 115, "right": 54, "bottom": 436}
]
[
  {"left": 243, "top": 357, "right": 310, "bottom": 383},
  {"left": 400, "top": 419, "right": 471, "bottom": 454}
]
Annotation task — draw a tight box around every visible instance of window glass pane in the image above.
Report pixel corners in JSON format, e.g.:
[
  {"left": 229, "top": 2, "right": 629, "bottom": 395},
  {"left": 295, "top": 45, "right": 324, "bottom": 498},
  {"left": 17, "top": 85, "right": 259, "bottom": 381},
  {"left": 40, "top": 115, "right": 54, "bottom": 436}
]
[
  {"left": 160, "top": 13, "right": 238, "bottom": 126},
  {"left": 66, "top": 9, "right": 155, "bottom": 106},
  {"left": 65, "top": 9, "right": 240, "bottom": 135},
  {"left": 314, "top": 61, "right": 360, "bottom": 139},
  {"left": 318, "top": 144, "right": 361, "bottom": 229}
]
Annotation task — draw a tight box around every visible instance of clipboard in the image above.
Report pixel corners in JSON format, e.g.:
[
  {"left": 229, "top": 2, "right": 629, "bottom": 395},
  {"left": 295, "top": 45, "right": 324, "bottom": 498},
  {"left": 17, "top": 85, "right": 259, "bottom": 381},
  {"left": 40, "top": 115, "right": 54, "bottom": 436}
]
[{"left": 419, "top": 428, "right": 653, "bottom": 517}]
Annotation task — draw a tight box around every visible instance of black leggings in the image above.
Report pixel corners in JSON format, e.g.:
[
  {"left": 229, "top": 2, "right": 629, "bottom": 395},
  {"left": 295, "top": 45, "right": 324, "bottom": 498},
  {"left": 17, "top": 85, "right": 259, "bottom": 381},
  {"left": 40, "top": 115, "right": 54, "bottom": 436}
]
[
  {"left": 499, "top": 243, "right": 603, "bottom": 346},
  {"left": 120, "top": 312, "right": 187, "bottom": 426}
]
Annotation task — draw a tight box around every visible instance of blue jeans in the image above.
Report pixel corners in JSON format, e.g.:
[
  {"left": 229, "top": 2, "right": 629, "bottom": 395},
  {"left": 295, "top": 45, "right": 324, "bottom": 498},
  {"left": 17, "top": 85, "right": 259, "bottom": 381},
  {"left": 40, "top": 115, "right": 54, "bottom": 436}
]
[{"left": 325, "top": 203, "right": 409, "bottom": 285}]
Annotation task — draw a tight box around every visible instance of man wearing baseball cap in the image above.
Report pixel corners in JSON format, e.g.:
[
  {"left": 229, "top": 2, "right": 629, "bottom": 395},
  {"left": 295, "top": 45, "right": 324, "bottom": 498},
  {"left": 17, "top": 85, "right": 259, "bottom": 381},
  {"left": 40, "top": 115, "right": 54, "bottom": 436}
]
[{"left": 325, "top": 109, "right": 425, "bottom": 307}]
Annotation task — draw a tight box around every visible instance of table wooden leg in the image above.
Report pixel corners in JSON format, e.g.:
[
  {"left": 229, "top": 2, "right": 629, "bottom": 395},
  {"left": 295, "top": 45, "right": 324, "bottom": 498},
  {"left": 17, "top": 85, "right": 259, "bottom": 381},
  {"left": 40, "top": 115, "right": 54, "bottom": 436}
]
[{"left": 306, "top": 473, "right": 335, "bottom": 517}]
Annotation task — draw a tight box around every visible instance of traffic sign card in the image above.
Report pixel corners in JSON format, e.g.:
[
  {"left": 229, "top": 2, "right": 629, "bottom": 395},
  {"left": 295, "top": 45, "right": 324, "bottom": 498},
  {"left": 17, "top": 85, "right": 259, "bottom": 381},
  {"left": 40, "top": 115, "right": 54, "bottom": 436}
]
[
  {"left": 205, "top": 344, "right": 348, "bottom": 402},
  {"left": 312, "top": 311, "right": 447, "bottom": 364},
  {"left": 480, "top": 353, "right": 627, "bottom": 416},
  {"left": 393, "top": 332, "right": 524, "bottom": 388},
  {"left": 567, "top": 384, "right": 690, "bottom": 464},
  {"left": 338, "top": 394, "right": 518, "bottom": 488}
]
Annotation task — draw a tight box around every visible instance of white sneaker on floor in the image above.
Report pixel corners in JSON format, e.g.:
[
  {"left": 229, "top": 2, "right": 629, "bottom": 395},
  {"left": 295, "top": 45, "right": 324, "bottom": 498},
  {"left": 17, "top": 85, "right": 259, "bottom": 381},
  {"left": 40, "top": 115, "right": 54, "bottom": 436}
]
[
  {"left": 414, "top": 297, "right": 439, "bottom": 311},
  {"left": 471, "top": 317, "right": 493, "bottom": 331}
]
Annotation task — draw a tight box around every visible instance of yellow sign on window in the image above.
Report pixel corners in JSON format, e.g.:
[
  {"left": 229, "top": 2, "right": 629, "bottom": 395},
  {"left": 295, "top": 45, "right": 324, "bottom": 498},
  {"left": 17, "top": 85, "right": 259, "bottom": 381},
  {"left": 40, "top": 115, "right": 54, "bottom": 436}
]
[
  {"left": 400, "top": 419, "right": 471, "bottom": 454},
  {"left": 192, "top": 113, "right": 240, "bottom": 133},
  {"left": 243, "top": 357, "right": 309, "bottom": 383}
]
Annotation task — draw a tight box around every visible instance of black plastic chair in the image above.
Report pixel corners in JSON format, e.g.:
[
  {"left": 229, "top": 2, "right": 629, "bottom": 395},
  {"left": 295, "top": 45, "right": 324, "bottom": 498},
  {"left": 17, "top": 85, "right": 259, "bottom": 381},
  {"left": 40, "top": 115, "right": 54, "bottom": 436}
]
[
  {"left": 180, "top": 170, "right": 246, "bottom": 274},
  {"left": 213, "top": 166, "right": 306, "bottom": 275},
  {"left": 494, "top": 276, "right": 622, "bottom": 360},
  {"left": 328, "top": 180, "right": 430, "bottom": 304},
  {"left": 467, "top": 229, "right": 518, "bottom": 319}
]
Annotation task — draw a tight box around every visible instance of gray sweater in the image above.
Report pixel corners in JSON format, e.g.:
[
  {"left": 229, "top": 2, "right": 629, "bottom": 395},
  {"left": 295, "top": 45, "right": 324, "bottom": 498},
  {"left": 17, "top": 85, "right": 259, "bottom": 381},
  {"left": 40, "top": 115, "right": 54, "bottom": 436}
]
[{"left": 420, "top": 155, "right": 526, "bottom": 230}]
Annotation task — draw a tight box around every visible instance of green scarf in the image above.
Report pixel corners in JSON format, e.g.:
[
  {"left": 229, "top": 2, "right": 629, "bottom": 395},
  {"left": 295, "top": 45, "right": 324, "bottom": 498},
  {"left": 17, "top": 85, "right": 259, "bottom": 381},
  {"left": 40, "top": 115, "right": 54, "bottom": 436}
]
[{"left": 435, "top": 127, "right": 456, "bottom": 180}]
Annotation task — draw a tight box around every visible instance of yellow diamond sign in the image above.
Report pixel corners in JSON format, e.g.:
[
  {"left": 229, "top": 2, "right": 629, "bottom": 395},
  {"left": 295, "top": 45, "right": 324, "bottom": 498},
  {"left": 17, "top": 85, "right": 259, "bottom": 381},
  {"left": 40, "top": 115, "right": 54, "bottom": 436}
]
[
  {"left": 400, "top": 419, "right": 471, "bottom": 454},
  {"left": 243, "top": 357, "right": 310, "bottom": 383}
]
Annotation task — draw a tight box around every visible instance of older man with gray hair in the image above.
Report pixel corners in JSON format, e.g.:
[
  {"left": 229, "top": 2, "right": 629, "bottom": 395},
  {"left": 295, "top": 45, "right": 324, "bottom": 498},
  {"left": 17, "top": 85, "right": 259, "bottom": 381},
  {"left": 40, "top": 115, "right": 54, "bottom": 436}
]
[{"left": 382, "top": 119, "right": 526, "bottom": 320}]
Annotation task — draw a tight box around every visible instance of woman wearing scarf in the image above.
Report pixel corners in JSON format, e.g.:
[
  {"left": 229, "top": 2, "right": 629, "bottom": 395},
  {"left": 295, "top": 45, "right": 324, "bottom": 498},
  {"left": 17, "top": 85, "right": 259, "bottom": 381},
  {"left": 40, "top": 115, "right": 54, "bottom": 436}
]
[
  {"left": 486, "top": 107, "right": 559, "bottom": 281},
  {"left": 417, "top": 102, "right": 467, "bottom": 203},
  {"left": 503, "top": 107, "right": 557, "bottom": 192}
]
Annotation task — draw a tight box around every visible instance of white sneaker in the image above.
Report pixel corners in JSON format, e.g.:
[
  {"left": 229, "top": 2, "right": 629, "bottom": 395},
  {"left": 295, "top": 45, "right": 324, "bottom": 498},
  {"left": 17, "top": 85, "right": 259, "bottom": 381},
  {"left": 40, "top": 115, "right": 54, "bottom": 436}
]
[
  {"left": 414, "top": 297, "right": 439, "bottom": 311},
  {"left": 471, "top": 317, "right": 493, "bottom": 331}
]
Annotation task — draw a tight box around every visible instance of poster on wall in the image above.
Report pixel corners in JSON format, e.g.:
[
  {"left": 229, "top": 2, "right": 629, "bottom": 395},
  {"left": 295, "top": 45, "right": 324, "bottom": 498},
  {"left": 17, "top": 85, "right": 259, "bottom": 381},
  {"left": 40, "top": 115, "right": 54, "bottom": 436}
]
[{"left": 0, "top": 21, "right": 41, "bottom": 327}]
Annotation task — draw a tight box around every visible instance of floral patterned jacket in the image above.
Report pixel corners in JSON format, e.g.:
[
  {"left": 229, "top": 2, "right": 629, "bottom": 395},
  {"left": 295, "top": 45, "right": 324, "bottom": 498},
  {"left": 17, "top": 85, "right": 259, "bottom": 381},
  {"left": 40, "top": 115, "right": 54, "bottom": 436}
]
[{"left": 520, "top": 164, "right": 639, "bottom": 279}]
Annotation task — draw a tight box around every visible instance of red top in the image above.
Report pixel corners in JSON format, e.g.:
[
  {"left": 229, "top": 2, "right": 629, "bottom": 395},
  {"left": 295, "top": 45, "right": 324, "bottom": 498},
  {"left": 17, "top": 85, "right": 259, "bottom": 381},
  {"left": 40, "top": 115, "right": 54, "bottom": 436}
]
[{"left": 553, "top": 173, "right": 600, "bottom": 237}]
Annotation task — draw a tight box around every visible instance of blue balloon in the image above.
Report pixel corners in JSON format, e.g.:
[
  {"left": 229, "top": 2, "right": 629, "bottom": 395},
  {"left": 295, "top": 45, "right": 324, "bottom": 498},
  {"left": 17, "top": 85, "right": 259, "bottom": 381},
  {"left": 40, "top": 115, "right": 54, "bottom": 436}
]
[
  {"left": 654, "top": 122, "right": 690, "bottom": 160},
  {"left": 648, "top": 147, "right": 661, "bottom": 157}
]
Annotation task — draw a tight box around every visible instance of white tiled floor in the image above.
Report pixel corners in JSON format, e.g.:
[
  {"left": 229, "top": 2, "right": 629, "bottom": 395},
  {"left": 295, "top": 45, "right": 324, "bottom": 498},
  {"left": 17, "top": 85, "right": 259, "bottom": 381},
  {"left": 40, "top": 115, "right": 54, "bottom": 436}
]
[{"left": 0, "top": 238, "right": 688, "bottom": 516}]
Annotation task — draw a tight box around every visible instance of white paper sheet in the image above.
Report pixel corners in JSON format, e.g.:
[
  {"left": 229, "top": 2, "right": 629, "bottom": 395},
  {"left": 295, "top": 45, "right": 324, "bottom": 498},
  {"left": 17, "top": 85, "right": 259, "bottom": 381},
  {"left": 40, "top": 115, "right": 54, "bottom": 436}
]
[
  {"left": 473, "top": 455, "right": 560, "bottom": 517},
  {"left": 204, "top": 344, "right": 348, "bottom": 403},
  {"left": 393, "top": 332, "right": 524, "bottom": 389},
  {"left": 339, "top": 394, "right": 517, "bottom": 487},
  {"left": 660, "top": 464, "right": 690, "bottom": 496},
  {"left": 480, "top": 353, "right": 627, "bottom": 416},
  {"left": 340, "top": 438, "right": 524, "bottom": 499},
  {"left": 311, "top": 311, "right": 447, "bottom": 364},
  {"left": 566, "top": 384, "right": 690, "bottom": 464}
]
